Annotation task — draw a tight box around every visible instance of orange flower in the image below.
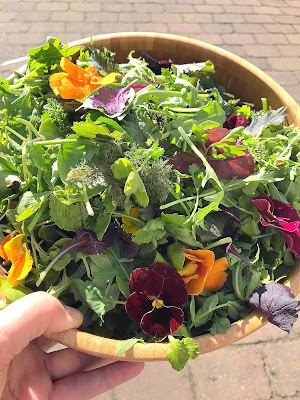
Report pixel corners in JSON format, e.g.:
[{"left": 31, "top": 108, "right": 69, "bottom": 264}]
[
  {"left": 49, "top": 57, "right": 120, "bottom": 102},
  {"left": 0, "top": 234, "right": 33, "bottom": 287},
  {"left": 178, "top": 248, "right": 228, "bottom": 295}
]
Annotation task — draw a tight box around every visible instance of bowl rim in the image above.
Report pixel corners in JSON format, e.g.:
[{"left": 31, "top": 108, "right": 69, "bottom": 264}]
[{"left": 8, "top": 32, "right": 300, "bottom": 361}]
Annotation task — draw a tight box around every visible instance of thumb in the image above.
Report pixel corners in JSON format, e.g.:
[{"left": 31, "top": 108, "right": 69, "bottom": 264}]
[{"left": 0, "top": 291, "right": 83, "bottom": 365}]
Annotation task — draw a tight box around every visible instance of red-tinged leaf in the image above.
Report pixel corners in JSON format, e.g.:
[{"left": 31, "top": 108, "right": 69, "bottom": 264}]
[
  {"left": 208, "top": 152, "right": 255, "bottom": 180},
  {"left": 87, "top": 85, "right": 133, "bottom": 115},
  {"left": 249, "top": 282, "right": 300, "bottom": 333},
  {"left": 168, "top": 152, "right": 203, "bottom": 175}
]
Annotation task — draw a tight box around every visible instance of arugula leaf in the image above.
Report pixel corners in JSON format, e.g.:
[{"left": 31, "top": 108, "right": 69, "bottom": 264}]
[
  {"left": 194, "top": 294, "right": 219, "bottom": 327},
  {"left": 16, "top": 191, "right": 50, "bottom": 222},
  {"left": 116, "top": 338, "right": 144, "bottom": 355},
  {"left": 72, "top": 118, "right": 122, "bottom": 140},
  {"left": 210, "top": 316, "right": 231, "bottom": 335},
  {"left": 167, "top": 243, "right": 185, "bottom": 271}
]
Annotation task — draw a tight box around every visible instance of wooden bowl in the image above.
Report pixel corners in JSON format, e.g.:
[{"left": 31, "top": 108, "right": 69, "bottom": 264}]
[{"left": 22, "top": 33, "right": 300, "bottom": 360}]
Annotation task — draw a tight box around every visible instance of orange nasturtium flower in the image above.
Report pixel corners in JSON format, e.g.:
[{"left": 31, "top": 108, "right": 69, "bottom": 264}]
[
  {"left": 49, "top": 57, "right": 120, "bottom": 102},
  {"left": 178, "top": 248, "right": 228, "bottom": 295},
  {"left": 122, "top": 208, "right": 141, "bottom": 236},
  {"left": 0, "top": 234, "right": 33, "bottom": 287}
]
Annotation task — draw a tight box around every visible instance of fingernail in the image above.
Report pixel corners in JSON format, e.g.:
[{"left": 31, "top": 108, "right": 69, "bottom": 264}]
[{"left": 64, "top": 305, "right": 84, "bottom": 322}]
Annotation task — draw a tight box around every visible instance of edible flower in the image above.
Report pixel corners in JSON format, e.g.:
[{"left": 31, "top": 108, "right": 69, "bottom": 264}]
[
  {"left": 170, "top": 127, "right": 255, "bottom": 180},
  {"left": 122, "top": 208, "right": 141, "bottom": 236},
  {"left": 49, "top": 57, "right": 120, "bottom": 102},
  {"left": 178, "top": 249, "right": 228, "bottom": 295},
  {"left": 252, "top": 195, "right": 300, "bottom": 257},
  {"left": 0, "top": 234, "right": 33, "bottom": 287},
  {"left": 223, "top": 115, "right": 249, "bottom": 130},
  {"left": 125, "top": 263, "right": 188, "bottom": 338}
]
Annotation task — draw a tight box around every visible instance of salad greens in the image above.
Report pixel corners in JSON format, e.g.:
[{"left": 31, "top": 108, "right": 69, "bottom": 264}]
[{"left": 0, "top": 37, "right": 299, "bottom": 371}]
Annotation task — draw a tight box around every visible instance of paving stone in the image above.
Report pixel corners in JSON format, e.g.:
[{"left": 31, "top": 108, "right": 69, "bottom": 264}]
[
  {"left": 286, "top": 34, "right": 300, "bottom": 44},
  {"left": 213, "top": 13, "right": 245, "bottom": 23},
  {"left": 280, "top": 6, "right": 300, "bottom": 15},
  {"left": 255, "top": 33, "right": 288, "bottom": 44},
  {"left": 264, "top": 23, "right": 296, "bottom": 33},
  {"left": 37, "top": 2, "right": 69, "bottom": 11},
  {"left": 112, "top": 361, "right": 194, "bottom": 400},
  {"left": 222, "top": 33, "right": 256, "bottom": 45},
  {"left": 244, "top": 44, "right": 281, "bottom": 57},
  {"left": 244, "top": 14, "right": 275, "bottom": 23},
  {"left": 135, "top": 23, "right": 169, "bottom": 33},
  {"left": 193, "top": 34, "right": 224, "bottom": 46},
  {"left": 273, "top": 15, "right": 300, "bottom": 24},
  {"left": 233, "top": 0, "right": 261, "bottom": 4},
  {"left": 150, "top": 13, "right": 183, "bottom": 23},
  {"left": 101, "top": 3, "right": 134, "bottom": 12},
  {"left": 278, "top": 45, "right": 300, "bottom": 56},
  {"left": 221, "top": 45, "right": 247, "bottom": 58},
  {"left": 195, "top": 5, "right": 225, "bottom": 13},
  {"left": 119, "top": 13, "right": 150, "bottom": 22},
  {"left": 133, "top": 3, "right": 165, "bottom": 13},
  {"left": 181, "top": 13, "right": 213, "bottom": 23},
  {"left": 233, "top": 23, "right": 266, "bottom": 33},
  {"left": 268, "top": 57, "right": 300, "bottom": 70},
  {"left": 202, "top": 23, "right": 234, "bottom": 34},
  {"left": 286, "top": 0, "right": 300, "bottom": 6},
  {"left": 224, "top": 5, "right": 255, "bottom": 14},
  {"left": 244, "top": 57, "right": 272, "bottom": 71},
  {"left": 252, "top": 6, "right": 282, "bottom": 14},
  {"left": 262, "top": 70, "right": 300, "bottom": 86},
  {"left": 190, "top": 346, "right": 271, "bottom": 400},
  {"left": 262, "top": 340, "right": 300, "bottom": 398},
  {"left": 168, "top": 23, "right": 203, "bottom": 34}
]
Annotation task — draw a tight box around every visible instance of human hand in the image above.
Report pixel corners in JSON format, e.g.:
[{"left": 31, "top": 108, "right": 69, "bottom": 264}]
[{"left": 0, "top": 292, "right": 144, "bottom": 400}]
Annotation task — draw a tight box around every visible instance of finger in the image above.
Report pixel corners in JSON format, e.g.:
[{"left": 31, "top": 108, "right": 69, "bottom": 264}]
[
  {"left": 33, "top": 336, "right": 61, "bottom": 352},
  {"left": 51, "top": 361, "right": 144, "bottom": 400},
  {"left": 0, "top": 291, "right": 83, "bottom": 365},
  {"left": 45, "top": 348, "right": 116, "bottom": 380}
]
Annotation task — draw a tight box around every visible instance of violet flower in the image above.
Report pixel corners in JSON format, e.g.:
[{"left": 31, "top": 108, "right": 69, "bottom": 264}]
[
  {"left": 252, "top": 195, "right": 300, "bottom": 258},
  {"left": 125, "top": 263, "right": 188, "bottom": 338}
]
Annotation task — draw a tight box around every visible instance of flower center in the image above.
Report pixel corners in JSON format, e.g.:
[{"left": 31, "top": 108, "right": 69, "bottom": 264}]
[{"left": 151, "top": 298, "right": 164, "bottom": 309}]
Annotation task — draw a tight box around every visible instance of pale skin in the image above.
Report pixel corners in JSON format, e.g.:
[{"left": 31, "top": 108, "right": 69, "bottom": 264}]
[{"left": 0, "top": 292, "right": 144, "bottom": 400}]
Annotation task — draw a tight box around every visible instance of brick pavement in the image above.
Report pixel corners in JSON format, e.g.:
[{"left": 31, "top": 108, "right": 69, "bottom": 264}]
[{"left": 0, "top": 0, "right": 299, "bottom": 399}]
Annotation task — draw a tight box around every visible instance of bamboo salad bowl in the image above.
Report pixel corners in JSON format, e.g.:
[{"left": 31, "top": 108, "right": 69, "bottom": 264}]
[{"left": 19, "top": 33, "right": 300, "bottom": 361}]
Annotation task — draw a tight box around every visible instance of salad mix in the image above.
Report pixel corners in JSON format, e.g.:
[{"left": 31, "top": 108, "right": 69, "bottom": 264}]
[{"left": 0, "top": 37, "right": 299, "bottom": 370}]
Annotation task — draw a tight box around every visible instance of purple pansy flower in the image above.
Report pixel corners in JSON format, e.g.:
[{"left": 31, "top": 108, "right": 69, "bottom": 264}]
[
  {"left": 125, "top": 263, "right": 188, "bottom": 338},
  {"left": 223, "top": 115, "right": 249, "bottom": 130},
  {"left": 252, "top": 195, "right": 300, "bottom": 258}
]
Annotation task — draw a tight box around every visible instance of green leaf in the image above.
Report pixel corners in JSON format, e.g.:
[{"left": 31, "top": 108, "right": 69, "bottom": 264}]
[
  {"left": 167, "top": 243, "right": 185, "bottom": 271},
  {"left": 116, "top": 275, "right": 129, "bottom": 298},
  {"left": 111, "top": 158, "right": 135, "bottom": 179},
  {"left": 94, "top": 213, "right": 111, "bottom": 240},
  {"left": 194, "top": 294, "right": 219, "bottom": 327},
  {"left": 182, "top": 338, "right": 199, "bottom": 359},
  {"left": 210, "top": 316, "right": 231, "bottom": 335},
  {"left": 39, "top": 119, "right": 62, "bottom": 140},
  {"left": 16, "top": 191, "right": 50, "bottom": 222},
  {"left": 49, "top": 194, "right": 88, "bottom": 232},
  {"left": 73, "top": 279, "right": 119, "bottom": 321},
  {"left": 116, "top": 338, "right": 144, "bottom": 355},
  {"left": 133, "top": 218, "right": 165, "bottom": 244},
  {"left": 124, "top": 170, "right": 149, "bottom": 207},
  {"left": 166, "top": 338, "right": 189, "bottom": 371},
  {"left": 0, "top": 277, "right": 32, "bottom": 302},
  {"left": 72, "top": 119, "right": 122, "bottom": 140}
]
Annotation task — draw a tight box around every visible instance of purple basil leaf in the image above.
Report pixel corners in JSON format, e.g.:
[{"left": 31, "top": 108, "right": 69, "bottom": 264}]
[
  {"left": 59, "top": 227, "right": 115, "bottom": 256},
  {"left": 249, "top": 282, "right": 300, "bottom": 333},
  {"left": 86, "top": 85, "right": 134, "bottom": 115},
  {"left": 118, "top": 229, "right": 140, "bottom": 259}
]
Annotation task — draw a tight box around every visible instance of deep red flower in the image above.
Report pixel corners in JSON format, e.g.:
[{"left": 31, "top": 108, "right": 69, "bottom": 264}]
[
  {"left": 223, "top": 115, "right": 249, "bottom": 130},
  {"left": 169, "top": 126, "right": 255, "bottom": 180},
  {"left": 125, "top": 263, "right": 188, "bottom": 338},
  {"left": 252, "top": 195, "right": 300, "bottom": 258}
]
